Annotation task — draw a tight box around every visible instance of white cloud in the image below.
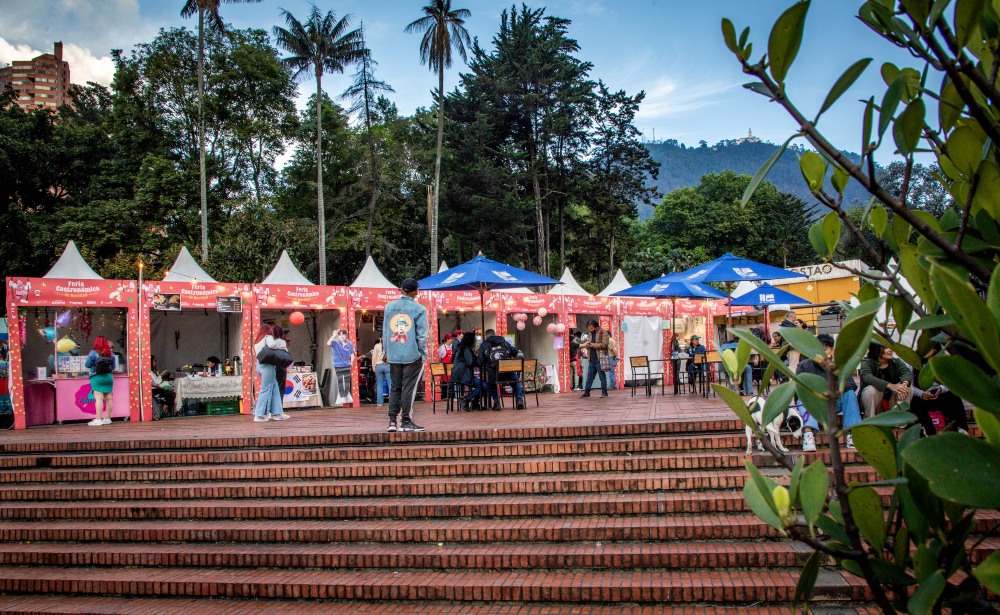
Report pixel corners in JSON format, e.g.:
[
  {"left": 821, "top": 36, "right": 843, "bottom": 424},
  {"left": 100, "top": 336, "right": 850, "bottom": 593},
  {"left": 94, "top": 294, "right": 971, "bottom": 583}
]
[
  {"left": 0, "top": 36, "right": 115, "bottom": 86},
  {"left": 0, "top": 38, "right": 43, "bottom": 65},
  {"left": 635, "top": 76, "right": 737, "bottom": 120}
]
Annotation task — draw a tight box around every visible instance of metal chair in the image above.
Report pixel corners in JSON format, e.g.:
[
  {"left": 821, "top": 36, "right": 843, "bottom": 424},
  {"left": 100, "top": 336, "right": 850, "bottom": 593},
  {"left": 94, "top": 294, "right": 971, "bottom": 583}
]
[
  {"left": 521, "top": 359, "right": 540, "bottom": 407},
  {"left": 494, "top": 358, "right": 524, "bottom": 409},
  {"left": 629, "top": 356, "right": 652, "bottom": 397}
]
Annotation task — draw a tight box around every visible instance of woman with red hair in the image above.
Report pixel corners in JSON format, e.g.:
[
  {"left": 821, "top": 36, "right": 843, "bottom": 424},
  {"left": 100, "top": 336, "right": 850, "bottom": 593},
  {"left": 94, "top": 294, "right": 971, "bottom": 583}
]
[{"left": 84, "top": 336, "right": 117, "bottom": 426}]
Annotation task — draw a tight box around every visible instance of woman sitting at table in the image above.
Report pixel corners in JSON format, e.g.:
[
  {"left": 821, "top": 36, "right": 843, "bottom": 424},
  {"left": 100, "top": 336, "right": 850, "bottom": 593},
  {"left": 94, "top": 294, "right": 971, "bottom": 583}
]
[
  {"left": 451, "top": 331, "right": 486, "bottom": 411},
  {"left": 150, "top": 355, "right": 176, "bottom": 418}
]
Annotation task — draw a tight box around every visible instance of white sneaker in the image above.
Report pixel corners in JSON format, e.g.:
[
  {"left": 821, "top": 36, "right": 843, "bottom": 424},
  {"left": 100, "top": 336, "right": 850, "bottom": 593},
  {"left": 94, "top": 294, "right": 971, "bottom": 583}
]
[
  {"left": 87, "top": 418, "right": 103, "bottom": 426},
  {"left": 271, "top": 413, "right": 290, "bottom": 421},
  {"left": 101, "top": 418, "right": 112, "bottom": 425},
  {"left": 802, "top": 431, "right": 817, "bottom": 452},
  {"left": 253, "top": 415, "right": 270, "bottom": 422},
  {"left": 345, "top": 394, "right": 353, "bottom": 404},
  {"left": 845, "top": 433, "right": 855, "bottom": 449}
]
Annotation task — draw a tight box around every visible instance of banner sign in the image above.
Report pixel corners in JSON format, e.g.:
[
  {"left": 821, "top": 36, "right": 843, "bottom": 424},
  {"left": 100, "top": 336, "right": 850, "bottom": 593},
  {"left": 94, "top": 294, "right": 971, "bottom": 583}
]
[{"left": 215, "top": 296, "right": 242, "bottom": 313}]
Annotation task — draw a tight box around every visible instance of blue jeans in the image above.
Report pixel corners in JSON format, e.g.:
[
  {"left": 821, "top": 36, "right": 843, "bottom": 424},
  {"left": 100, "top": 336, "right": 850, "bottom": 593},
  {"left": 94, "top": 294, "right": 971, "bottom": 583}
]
[
  {"left": 254, "top": 363, "right": 284, "bottom": 417},
  {"left": 374, "top": 363, "right": 391, "bottom": 406},
  {"left": 802, "top": 389, "right": 862, "bottom": 431},
  {"left": 462, "top": 377, "right": 487, "bottom": 401},
  {"left": 725, "top": 364, "right": 755, "bottom": 395},
  {"left": 607, "top": 357, "right": 617, "bottom": 389},
  {"left": 585, "top": 358, "right": 608, "bottom": 395},
  {"left": 490, "top": 375, "right": 523, "bottom": 405}
]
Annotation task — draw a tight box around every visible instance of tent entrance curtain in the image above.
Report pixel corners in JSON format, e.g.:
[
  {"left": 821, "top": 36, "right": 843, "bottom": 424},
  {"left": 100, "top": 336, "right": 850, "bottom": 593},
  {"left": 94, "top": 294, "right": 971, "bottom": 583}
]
[
  {"left": 150, "top": 310, "right": 243, "bottom": 373},
  {"left": 506, "top": 313, "right": 560, "bottom": 392},
  {"left": 622, "top": 315, "right": 663, "bottom": 383}
]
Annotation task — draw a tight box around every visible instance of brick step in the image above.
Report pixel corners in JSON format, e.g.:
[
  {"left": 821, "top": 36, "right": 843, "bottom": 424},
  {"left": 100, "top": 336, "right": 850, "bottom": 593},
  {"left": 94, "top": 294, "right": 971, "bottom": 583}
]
[
  {"left": 0, "top": 566, "right": 866, "bottom": 603},
  {"left": 0, "top": 419, "right": 746, "bottom": 455},
  {"left": 0, "top": 450, "right": 867, "bottom": 484},
  {"left": 0, "top": 514, "right": 782, "bottom": 543},
  {"left": 0, "top": 540, "right": 813, "bottom": 569},
  {"left": 0, "top": 595, "right": 837, "bottom": 615},
  {"left": 2, "top": 468, "right": 880, "bottom": 502},
  {"left": 0, "top": 491, "right": 755, "bottom": 521},
  {"left": 0, "top": 433, "right": 752, "bottom": 469}
]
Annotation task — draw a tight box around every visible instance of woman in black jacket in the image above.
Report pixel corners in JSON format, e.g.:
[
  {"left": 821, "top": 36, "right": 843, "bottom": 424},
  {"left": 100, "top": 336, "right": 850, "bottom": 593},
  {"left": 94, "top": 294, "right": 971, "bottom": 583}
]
[{"left": 451, "top": 332, "right": 485, "bottom": 411}]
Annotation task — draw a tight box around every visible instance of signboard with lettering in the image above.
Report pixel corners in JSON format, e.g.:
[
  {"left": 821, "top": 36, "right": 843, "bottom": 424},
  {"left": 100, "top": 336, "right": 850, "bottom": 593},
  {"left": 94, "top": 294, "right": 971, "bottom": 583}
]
[
  {"left": 216, "top": 296, "right": 242, "bottom": 313},
  {"left": 152, "top": 293, "right": 181, "bottom": 311}
]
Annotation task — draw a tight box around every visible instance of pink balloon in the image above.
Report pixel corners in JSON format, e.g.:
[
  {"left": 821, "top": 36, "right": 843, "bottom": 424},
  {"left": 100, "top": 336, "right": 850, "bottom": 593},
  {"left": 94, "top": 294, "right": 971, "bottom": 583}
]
[
  {"left": 555, "top": 323, "right": 566, "bottom": 333},
  {"left": 546, "top": 323, "right": 557, "bottom": 333},
  {"left": 516, "top": 321, "right": 526, "bottom": 331},
  {"left": 537, "top": 307, "right": 547, "bottom": 317},
  {"left": 532, "top": 316, "right": 543, "bottom": 326}
]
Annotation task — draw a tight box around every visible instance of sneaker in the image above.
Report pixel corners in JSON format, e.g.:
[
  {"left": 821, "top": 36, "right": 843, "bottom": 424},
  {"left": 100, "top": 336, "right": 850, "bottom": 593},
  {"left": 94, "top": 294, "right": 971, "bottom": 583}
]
[
  {"left": 580, "top": 392, "right": 591, "bottom": 398},
  {"left": 387, "top": 422, "right": 397, "bottom": 432},
  {"left": 515, "top": 399, "right": 525, "bottom": 410},
  {"left": 845, "top": 433, "right": 855, "bottom": 449},
  {"left": 802, "top": 431, "right": 817, "bottom": 452},
  {"left": 600, "top": 393, "right": 609, "bottom": 398},
  {"left": 101, "top": 418, "right": 112, "bottom": 425},
  {"left": 400, "top": 420, "right": 425, "bottom": 432},
  {"left": 253, "top": 415, "right": 270, "bottom": 422},
  {"left": 271, "top": 413, "right": 290, "bottom": 421},
  {"left": 87, "top": 418, "right": 103, "bottom": 426}
]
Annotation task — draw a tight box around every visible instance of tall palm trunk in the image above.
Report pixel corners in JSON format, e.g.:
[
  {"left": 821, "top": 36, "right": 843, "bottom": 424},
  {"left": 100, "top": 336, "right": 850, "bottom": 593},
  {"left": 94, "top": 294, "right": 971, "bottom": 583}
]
[
  {"left": 198, "top": 9, "right": 209, "bottom": 262},
  {"left": 431, "top": 67, "right": 444, "bottom": 274},
  {"left": 363, "top": 96, "right": 380, "bottom": 258},
  {"left": 315, "top": 70, "right": 326, "bottom": 285}
]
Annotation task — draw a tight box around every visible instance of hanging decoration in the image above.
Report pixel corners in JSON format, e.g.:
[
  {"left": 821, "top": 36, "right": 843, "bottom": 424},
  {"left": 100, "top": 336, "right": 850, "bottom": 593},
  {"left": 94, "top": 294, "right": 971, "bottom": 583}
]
[
  {"left": 532, "top": 315, "right": 543, "bottom": 326},
  {"left": 516, "top": 321, "right": 526, "bottom": 331},
  {"left": 77, "top": 308, "right": 93, "bottom": 341},
  {"left": 18, "top": 312, "right": 27, "bottom": 349}
]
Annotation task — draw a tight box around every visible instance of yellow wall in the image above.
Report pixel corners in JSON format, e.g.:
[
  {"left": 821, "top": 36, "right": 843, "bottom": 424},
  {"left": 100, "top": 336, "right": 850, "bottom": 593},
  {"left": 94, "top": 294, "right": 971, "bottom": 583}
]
[{"left": 773, "top": 276, "right": 861, "bottom": 325}]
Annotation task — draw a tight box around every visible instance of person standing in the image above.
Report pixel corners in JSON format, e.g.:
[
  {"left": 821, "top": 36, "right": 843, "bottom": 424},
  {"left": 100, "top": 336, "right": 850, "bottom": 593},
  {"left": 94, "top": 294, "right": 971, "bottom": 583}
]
[
  {"left": 85, "top": 336, "right": 117, "bottom": 426},
  {"left": 579, "top": 320, "right": 609, "bottom": 398},
  {"left": 271, "top": 325, "right": 290, "bottom": 415},
  {"left": 371, "top": 335, "right": 391, "bottom": 407},
  {"left": 328, "top": 329, "right": 356, "bottom": 405},
  {"left": 253, "top": 324, "right": 290, "bottom": 422},
  {"left": 606, "top": 333, "right": 619, "bottom": 390},
  {"left": 779, "top": 310, "right": 801, "bottom": 373},
  {"left": 383, "top": 278, "right": 428, "bottom": 432},
  {"left": 858, "top": 342, "right": 913, "bottom": 418},
  {"left": 569, "top": 332, "right": 581, "bottom": 391}
]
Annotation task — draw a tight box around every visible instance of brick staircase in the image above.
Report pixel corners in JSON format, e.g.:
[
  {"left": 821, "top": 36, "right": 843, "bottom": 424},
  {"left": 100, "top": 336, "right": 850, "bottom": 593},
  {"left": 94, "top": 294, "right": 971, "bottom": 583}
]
[{"left": 0, "top": 418, "right": 994, "bottom": 614}]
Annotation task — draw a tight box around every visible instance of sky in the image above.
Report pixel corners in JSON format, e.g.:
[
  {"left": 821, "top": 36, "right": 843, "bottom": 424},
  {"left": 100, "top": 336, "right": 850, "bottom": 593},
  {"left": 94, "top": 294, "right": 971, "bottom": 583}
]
[{"left": 0, "top": 0, "right": 918, "bottom": 160}]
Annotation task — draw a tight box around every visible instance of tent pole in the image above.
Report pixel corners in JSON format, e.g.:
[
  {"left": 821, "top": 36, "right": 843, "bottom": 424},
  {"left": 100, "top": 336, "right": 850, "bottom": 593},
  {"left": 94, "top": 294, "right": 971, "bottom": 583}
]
[{"left": 479, "top": 286, "right": 486, "bottom": 337}]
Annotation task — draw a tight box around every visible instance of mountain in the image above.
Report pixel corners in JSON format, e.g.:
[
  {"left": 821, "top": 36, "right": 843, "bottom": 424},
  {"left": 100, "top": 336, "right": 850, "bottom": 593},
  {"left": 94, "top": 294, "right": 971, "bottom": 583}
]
[{"left": 639, "top": 137, "right": 872, "bottom": 219}]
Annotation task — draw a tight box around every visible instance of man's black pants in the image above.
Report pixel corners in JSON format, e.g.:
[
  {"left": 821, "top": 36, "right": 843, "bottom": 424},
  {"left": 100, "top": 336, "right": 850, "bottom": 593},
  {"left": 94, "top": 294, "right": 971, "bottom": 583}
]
[{"left": 388, "top": 359, "right": 424, "bottom": 424}]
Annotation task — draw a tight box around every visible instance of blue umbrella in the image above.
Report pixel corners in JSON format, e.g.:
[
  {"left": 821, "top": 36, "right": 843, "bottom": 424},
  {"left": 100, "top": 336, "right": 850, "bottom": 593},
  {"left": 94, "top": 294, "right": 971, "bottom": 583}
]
[
  {"left": 672, "top": 253, "right": 807, "bottom": 331},
  {"left": 729, "top": 282, "right": 811, "bottom": 341},
  {"left": 418, "top": 254, "right": 562, "bottom": 333},
  {"left": 613, "top": 274, "right": 727, "bottom": 347}
]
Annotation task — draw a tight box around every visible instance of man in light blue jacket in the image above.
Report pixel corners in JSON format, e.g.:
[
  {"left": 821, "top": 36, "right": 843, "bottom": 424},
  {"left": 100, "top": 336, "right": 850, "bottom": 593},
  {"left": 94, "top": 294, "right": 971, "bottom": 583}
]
[{"left": 383, "top": 277, "right": 428, "bottom": 432}]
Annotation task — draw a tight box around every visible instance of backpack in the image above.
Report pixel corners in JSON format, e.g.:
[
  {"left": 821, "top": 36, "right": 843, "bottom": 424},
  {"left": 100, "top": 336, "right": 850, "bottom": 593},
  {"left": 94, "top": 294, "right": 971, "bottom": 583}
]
[
  {"left": 487, "top": 341, "right": 511, "bottom": 367},
  {"left": 94, "top": 354, "right": 114, "bottom": 375}
]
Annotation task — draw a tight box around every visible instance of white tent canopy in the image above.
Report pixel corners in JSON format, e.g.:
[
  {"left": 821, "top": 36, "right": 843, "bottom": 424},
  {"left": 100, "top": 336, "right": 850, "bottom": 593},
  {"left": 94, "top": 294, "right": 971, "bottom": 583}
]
[
  {"left": 438, "top": 261, "right": 449, "bottom": 273},
  {"left": 43, "top": 241, "right": 103, "bottom": 279},
  {"left": 163, "top": 246, "right": 216, "bottom": 283},
  {"left": 545, "top": 267, "right": 590, "bottom": 296},
  {"left": 732, "top": 280, "right": 758, "bottom": 298},
  {"left": 350, "top": 256, "right": 396, "bottom": 288},
  {"left": 598, "top": 269, "right": 631, "bottom": 296},
  {"left": 262, "top": 250, "right": 313, "bottom": 285}
]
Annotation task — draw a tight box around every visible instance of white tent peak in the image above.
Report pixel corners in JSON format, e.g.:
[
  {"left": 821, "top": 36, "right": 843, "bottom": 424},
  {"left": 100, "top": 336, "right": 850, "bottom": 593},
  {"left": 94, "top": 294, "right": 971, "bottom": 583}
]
[
  {"left": 732, "top": 280, "right": 758, "bottom": 298},
  {"left": 438, "top": 261, "right": 449, "bottom": 273},
  {"left": 262, "top": 250, "right": 313, "bottom": 285},
  {"left": 599, "top": 269, "right": 631, "bottom": 296},
  {"left": 546, "top": 267, "right": 590, "bottom": 296},
  {"left": 44, "top": 241, "right": 103, "bottom": 279},
  {"left": 163, "top": 246, "right": 216, "bottom": 283},
  {"left": 350, "top": 256, "right": 396, "bottom": 288}
]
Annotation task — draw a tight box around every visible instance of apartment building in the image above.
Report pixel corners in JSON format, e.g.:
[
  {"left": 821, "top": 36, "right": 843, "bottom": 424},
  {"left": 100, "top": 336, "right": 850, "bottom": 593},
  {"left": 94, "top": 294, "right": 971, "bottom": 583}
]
[{"left": 0, "top": 42, "right": 71, "bottom": 111}]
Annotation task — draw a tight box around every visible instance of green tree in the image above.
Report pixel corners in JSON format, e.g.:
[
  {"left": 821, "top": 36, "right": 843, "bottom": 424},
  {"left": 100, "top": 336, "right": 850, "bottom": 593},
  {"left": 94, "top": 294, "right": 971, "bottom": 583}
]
[
  {"left": 720, "top": 1, "right": 1000, "bottom": 612},
  {"left": 405, "top": 0, "right": 472, "bottom": 274},
  {"left": 274, "top": 4, "right": 367, "bottom": 285},
  {"left": 180, "top": 0, "right": 262, "bottom": 262}
]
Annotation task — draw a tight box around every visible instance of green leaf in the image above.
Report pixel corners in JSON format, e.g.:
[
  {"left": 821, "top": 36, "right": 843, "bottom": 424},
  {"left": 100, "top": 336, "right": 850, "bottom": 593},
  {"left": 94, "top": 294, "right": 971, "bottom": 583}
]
[
  {"left": 972, "top": 161, "right": 1000, "bottom": 218},
  {"left": 736, "top": 339, "right": 751, "bottom": 375},
  {"left": 746, "top": 460, "right": 779, "bottom": 510},
  {"left": 821, "top": 211, "right": 841, "bottom": 254},
  {"left": 913, "top": 542, "right": 940, "bottom": 583},
  {"left": 795, "top": 373, "right": 830, "bottom": 426},
  {"left": 722, "top": 18, "right": 739, "bottom": 53},
  {"left": 987, "top": 262, "right": 1000, "bottom": 322},
  {"left": 955, "top": 0, "right": 987, "bottom": 46},
  {"left": 907, "top": 314, "right": 954, "bottom": 330},
  {"left": 831, "top": 165, "right": 849, "bottom": 195},
  {"left": 930, "top": 264, "right": 1000, "bottom": 375},
  {"left": 908, "top": 570, "right": 945, "bottom": 615},
  {"left": 929, "top": 355, "right": 1000, "bottom": 413},
  {"left": 869, "top": 205, "right": 888, "bottom": 237},
  {"left": 973, "top": 551, "right": 1000, "bottom": 594},
  {"left": 893, "top": 98, "right": 926, "bottom": 155},
  {"left": 834, "top": 298, "right": 882, "bottom": 388},
  {"left": 901, "top": 0, "right": 930, "bottom": 28},
  {"left": 817, "top": 58, "right": 872, "bottom": 120},
  {"left": 904, "top": 432, "right": 1000, "bottom": 507},
  {"left": 794, "top": 550, "right": 821, "bottom": 611},
  {"left": 743, "top": 479, "right": 784, "bottom": 531},
  {"left": 809, "top": 223, "right": 829, "bottom": 258},
  {"left": 817, "top": 513, "right": 851, "bottom": 545},
  {"left": 799, "top": 151, "right": 827, "bottom": 193},
  {"left": 715, "top": 383, "right": 755, "bottom": 428},
  {"left": 938, "top": 77, "right": 964, "bottom": 132},
  {"left": 894, "top": 526, "right": 910, "bottom": 569},
  {"left": 762, "top": 380, "right": 796, "bottom": 427},
  {"left": 799, "top": 460, "right": 829, "bottom": 532},
  {"left": 767, "top": 0, "right": 810, "bottom": 84},
  {"left": 848, "top": 486, "right": 886, "bottom": 553},
  {"left": 869, "top": 558, "right": 917, "bottom": 585},
  {"left": 742, "top": 134, "right": 796, "bottom": 206},
  {"left": 743, "top": 82, "right": 774, "bottom": 98},
  {"left": 879, "top": 77, "right": 905, "bottom": 138},
  {"left": 945, "top": 125, "right": 986, "bottom": 177},
  {"left": 721, "top": 348, "right": 738, "bottom": 382},
  {"left": 975, "top": 408, "right": 1000, "bottom": 447},
  {"left": 776, "top": 326, "right": 826, "bottom": 364},
  {"left": 889, "top": 213, "right": 912, "bottom": 251},
  {"left": 732, "top": 329, "right": 797, "bottom": 381},
  {"left": 891, "top": 295, "right": 914, "bottom": 333},
  {"left": 898, "top": 244, "right": 936, "bottom": 308},
  {"left": 852, "top": 424, "right": 899, "bottom": 479},
  {"left": 789, "top": 455, "right": 806, "bottom": 503},
  {"left": 899, "top": 483, "right": 930, "bottom": 544},
  {"left": 852, "top": 409, "right": 917, "bottom": 429}
]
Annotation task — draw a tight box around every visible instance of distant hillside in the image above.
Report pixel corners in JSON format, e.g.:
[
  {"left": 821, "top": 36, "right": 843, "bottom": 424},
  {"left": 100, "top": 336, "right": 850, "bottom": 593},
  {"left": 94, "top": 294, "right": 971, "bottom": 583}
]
[{"left": 640, "top": 138, "right": 872, "bottom": 219}]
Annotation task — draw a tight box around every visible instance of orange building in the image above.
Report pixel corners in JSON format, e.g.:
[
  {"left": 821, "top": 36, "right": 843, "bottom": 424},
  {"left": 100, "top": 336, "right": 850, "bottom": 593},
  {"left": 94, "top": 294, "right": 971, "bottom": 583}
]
[{"left": 0, "top": 42, "right": 71, "bottom": 111}]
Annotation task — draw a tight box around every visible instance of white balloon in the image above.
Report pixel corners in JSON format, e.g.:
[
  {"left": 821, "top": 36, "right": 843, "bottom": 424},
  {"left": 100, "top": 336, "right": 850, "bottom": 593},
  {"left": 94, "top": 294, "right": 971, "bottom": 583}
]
[{"left": 537, "top": 307, "right": 547, "bottom": 317}]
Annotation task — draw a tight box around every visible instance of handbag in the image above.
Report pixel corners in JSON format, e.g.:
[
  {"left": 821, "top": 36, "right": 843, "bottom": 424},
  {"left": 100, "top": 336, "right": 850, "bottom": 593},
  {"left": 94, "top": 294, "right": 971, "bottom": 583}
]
[
  {"left": 257, "top": 345, "right": 294, "bottom": 368},
  {"left": 599, "top": 354, "right": 613, "bottom": 372}
]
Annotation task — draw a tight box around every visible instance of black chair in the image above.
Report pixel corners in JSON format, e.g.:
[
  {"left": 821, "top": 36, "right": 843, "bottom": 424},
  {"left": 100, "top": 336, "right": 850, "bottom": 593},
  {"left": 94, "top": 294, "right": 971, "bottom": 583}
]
[
  {"left": 494, "top": 358, "right": 524, "bottom": 409},
  {"left": 629, "top": 356, "right": 652, "bottom": 397}
]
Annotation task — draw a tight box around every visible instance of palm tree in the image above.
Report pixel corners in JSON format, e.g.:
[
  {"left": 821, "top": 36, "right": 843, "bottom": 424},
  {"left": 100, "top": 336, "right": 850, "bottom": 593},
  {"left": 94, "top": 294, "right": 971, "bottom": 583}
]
[
  {"left": 180, "top": 0, "right": 261, "bottom": 263},
  {"left": 405, "top": 0, "right": 472, "bottom": 274},
  {"left": 274, "top": 5, "right": 367, "bottom": 285}
]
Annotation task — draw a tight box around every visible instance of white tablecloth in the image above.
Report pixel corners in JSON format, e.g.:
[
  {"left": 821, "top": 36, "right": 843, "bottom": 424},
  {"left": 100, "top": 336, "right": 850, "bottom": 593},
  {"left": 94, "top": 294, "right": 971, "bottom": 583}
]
[{"left": 173, "top": 375, "right": 242, "bottom": 413}]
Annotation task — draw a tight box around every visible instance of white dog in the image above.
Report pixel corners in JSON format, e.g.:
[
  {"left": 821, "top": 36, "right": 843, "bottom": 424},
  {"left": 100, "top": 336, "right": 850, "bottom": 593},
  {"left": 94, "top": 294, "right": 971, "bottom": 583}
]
[{"left": 744, "top": 395, "right": 803, "bottom": 454}]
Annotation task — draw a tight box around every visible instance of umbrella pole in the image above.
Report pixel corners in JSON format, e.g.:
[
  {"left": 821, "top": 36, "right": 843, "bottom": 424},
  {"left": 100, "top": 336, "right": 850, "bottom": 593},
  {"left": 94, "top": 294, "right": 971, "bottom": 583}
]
[
  {"left": 726, "top": 282, "right": 734, "bottom": 341},
  {"left": 479, "top": 286, "right": 486, "bottom": 337},
  {"left": 671, "top": 297, "right": 677, "bottom": 391}
]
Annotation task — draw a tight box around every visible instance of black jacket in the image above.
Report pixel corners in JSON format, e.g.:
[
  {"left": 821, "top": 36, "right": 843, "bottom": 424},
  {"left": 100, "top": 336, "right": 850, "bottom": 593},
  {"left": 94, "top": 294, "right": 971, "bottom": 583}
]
[
  {"left": 797, "top": 357, "right": 857, "bottom": 391},
  {"left": 450, "top": 345, "right": 478, "bottom": 385},
  {"left": 478, "top": 335, "right": 518, "bottom": 380}
]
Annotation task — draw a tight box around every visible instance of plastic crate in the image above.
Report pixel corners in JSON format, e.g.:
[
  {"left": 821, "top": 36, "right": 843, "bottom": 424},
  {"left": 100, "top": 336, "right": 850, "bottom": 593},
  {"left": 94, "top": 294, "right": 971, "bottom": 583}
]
[
  {"left": 206, "top": 400, "right": 239, "bottom": 415},
  {"left": 0, "top": 395, "right": 11, "bottom": 415}
]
